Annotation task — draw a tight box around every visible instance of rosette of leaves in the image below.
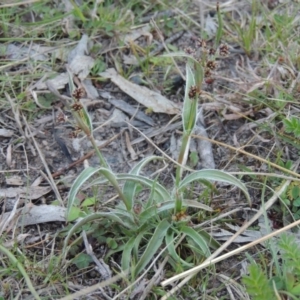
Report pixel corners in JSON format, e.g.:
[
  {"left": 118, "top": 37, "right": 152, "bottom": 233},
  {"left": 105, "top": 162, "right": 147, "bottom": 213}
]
[{"left": 60, "top": 59, "right": 251, "bottom": 282}]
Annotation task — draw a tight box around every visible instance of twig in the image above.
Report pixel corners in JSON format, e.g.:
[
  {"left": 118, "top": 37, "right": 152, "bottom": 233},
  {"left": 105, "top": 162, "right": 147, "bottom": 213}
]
[{"left": 82, "top": 231, "right": 112, "bottom": 280}]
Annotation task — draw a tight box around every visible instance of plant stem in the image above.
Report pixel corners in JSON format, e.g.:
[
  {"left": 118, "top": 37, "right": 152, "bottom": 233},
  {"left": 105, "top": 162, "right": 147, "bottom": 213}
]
[{"left": 175, "top": 133, "right": 191, "bottom": 212}]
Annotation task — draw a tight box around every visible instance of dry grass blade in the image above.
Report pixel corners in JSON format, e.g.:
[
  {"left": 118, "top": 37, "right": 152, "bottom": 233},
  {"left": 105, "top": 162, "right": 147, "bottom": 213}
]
[
  {"left": 0, "top": 0, "right": 42, "bottom": 9},
  {"left": 125, "top": 131, "right": 138, "bottom": 160},
  {"left": 218, "top": 274, "right": 250, "bottom": 300}
]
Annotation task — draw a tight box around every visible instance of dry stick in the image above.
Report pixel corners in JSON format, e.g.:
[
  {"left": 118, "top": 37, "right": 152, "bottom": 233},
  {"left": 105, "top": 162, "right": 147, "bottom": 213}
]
[
  {"left": 161, "top": 161, "right": 299, "bottom": 295},
  {"left": 82, "top": 231, "right": 113, "bottom": 298},
  {"left": 82, "top": 231, "right": 112, "bottom": 280}
]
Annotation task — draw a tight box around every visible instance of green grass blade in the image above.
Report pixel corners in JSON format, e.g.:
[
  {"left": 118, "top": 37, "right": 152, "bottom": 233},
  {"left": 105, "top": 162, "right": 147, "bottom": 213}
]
[
  {"left": 180, "top": 226, "right": 210, "bottom": 257},
  {"left": 194, "top": 228, "right": 221, "bottom": 250},
  {"left": 117, "top": 174, "right": 171, "bottom": 203},
  {"left": 121, "top": 236, "right": 136, "bottom": 271},
  {"left": 166, "top": 230, "right": 194, "bottom": 268},
  {"left": 179, "top": 169, "right": 251, "bottom": 207},
  {"left": 145, "top": 179, "right": 158, "bottom": 209},
  {"left": 67, "top": 166, "right": 99, "bottom": 219},
  {"left": 123, "top": 156, "right": 163, "bottom": 211},
  {"left": 121, "top": 231, "right": 144, "bottom": 271},
  {"left": 134, "top": 219, "right": 170, "bottom": 277},
  {"left": 99, "top": 168, "right": 130, "bottom": 210},
  {"left": 182, "top": 199, "right": 213, "bottom": 211},
  {"left": 182, "top": 59, "right": 197, "bottom": 132},
  {"left": 215, "top": 2, "right": 223, "bottom": 47}
]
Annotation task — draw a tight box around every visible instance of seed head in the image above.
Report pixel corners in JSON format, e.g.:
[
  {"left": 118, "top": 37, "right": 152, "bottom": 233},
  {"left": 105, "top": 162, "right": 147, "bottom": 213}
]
[
  {"left": 72, "top": 88, "right": 85, "bottom": 101},
  {"left": 195, "top": 38, "right": 207, "bottom": 49},
  {"left": 57, "top": 112, "right": 68, "bottom": 123},
  {"left": 184, "top": 46, "right": 196, "bottom": 56},
  {"left": 72, "top": 103, "right": 83, "bottom": 112},
  {"left": 204, "top": 69, "right": 212, "bottom": 78},
  {"left": 209, "top": 48, "right": 216, "bottom": 56},
  {"left": 218, "top": 43, "right": 229, "bottom": 57},
  {"left": 188, "top": 85, "right": 198, "bottom": 99},
  {"left": 206, "top": 60, "right": 217, "bottom": 71},
  {"left": 205, "top": 78, "right": 215, "bottom": 85}
]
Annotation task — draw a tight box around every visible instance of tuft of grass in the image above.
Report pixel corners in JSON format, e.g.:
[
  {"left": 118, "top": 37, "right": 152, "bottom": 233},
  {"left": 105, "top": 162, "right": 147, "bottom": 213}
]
[{"left": 58, "top": 14, "right": 251, "bottom": 298}]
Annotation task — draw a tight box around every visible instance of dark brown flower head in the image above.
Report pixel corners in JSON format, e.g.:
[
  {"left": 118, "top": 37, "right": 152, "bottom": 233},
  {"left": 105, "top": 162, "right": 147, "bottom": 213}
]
[
  {"left": 204, "top": 69, "right": 212, "bottom": 78},
  {"left": 72, "top": 103, "right": 83, "bottom": 112},
  {"left": 57, "top": 112, "right": 68, "bottom": 123},
  {"left": 72, "top": 88, "right": 85, "bottom": 101},
  {"left": 195, "top": 38, "right": 207, "bottom": 49},
  {"left": 188, "top": 85, "right": 198, "bottom": 99},
  {"left": 184, "top": 46, "right": 196, "bottom": 56},
  {"left": 218, "top": 43, "right": 229, "bottom": 57},
  {"left": 205, "top": 77, "right": 215, "bottom": 85},
  {"left": 209, "top": 48, "right": 216, "bottom": 56},
  {"left": 278, "top": 56, "right": 285, "bottom": 64},
  {"left": 206, "top": 60, "right": 217, "bottom": 70}
]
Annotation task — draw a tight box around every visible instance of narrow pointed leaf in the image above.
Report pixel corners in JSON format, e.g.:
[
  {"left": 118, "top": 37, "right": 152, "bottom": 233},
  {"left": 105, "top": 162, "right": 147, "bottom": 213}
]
[
  {"left": 182, "top": 59, "right": 197, "bottom": 132},
  {"left": 180, "top": 226, "right": 210, "bottom": 257},
  {"left": 215, "top": 2, "right": 223, "bottom": 47},
  {"left": 117, "top": 174, "right": 171, "bottom": 203},
  {"left": 67, "top": 166, "right": 99, "bottom": 218},
  {"left": 121, "top": 236, "right": 136, "bottom": 271},
  {"left": 134, "top": 219, "right": 170, "bottom": 276},
  {"left": 166, "top": 230, "right": 193, "bottom": 268},
  {"left": 123, "top": 156, "right": 163, "bottom": 211},
  {"left": 179, "top": 169, "right": 251, "bottom": 206},
  {"left": 121, "top": 231, "right": 144, "bottom": 271},
  {"left": 183, "top": 200, "right": 212, "bottom": 211}
]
